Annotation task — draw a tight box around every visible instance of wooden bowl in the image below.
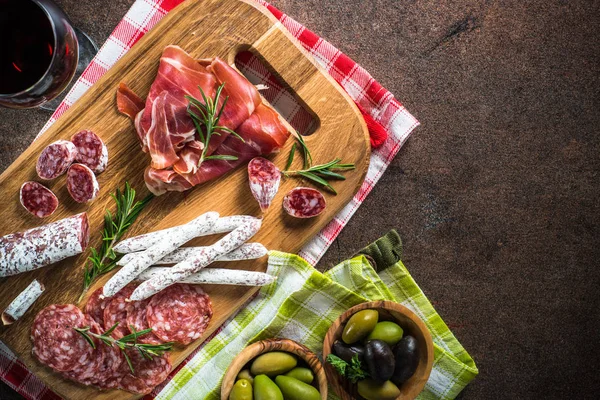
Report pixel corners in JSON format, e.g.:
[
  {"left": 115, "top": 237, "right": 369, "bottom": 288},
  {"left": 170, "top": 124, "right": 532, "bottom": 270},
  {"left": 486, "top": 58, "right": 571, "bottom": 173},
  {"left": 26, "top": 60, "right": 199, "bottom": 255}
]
[
  {"left": 323, "top": 301, "right": 434, "bottom": 400},
  {"left": 221, "top": 338, "right": 328, "bottom": 400}
]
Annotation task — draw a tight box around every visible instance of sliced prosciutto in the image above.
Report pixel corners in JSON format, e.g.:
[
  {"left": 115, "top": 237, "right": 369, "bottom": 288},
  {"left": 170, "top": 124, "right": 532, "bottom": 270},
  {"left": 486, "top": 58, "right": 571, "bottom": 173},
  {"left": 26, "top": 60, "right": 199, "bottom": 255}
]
[{"left": 117, "top": 46, "right": 290, "bottom": 195}]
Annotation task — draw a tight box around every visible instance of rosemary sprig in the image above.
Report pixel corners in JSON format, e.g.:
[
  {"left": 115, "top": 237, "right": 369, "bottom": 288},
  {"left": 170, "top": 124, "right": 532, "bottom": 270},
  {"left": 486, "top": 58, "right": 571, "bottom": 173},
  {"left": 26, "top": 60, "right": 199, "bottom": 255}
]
[
  {"left": 285, "top": 134, "right": 312, "bottom": 171},
  {"left": 282, "top": 158, "right": 356, "bottom": 194},
  {"left": 78, "top": 183, "right": 153, "bottom": 302},
  {"left": 186, "top": 83, "right": 244, "bottom": 167},
  {"left": 75, "top": 323, "right": 173, "bottom": 374}
]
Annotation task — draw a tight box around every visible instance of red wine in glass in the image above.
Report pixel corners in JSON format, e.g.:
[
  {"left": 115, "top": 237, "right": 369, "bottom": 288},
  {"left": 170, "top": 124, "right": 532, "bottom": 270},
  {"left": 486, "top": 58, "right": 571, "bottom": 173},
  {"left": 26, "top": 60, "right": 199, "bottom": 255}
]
[{"left": 0, "top": 0, "right": 97, "bottom": 109}]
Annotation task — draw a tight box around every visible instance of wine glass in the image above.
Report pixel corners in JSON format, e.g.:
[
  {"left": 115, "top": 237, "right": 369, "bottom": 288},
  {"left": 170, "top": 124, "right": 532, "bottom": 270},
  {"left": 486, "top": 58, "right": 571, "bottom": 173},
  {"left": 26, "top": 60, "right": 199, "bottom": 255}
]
[{"left": 0, "top": 0, "right": 98, "bottom": 110}]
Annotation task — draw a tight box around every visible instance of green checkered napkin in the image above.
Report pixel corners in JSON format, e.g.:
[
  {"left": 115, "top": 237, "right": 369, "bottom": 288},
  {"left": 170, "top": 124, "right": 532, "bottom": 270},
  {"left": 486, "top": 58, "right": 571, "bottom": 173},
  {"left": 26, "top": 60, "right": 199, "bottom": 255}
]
[{"left": 156, "top": 231, "right": 478, "bottom": 399}]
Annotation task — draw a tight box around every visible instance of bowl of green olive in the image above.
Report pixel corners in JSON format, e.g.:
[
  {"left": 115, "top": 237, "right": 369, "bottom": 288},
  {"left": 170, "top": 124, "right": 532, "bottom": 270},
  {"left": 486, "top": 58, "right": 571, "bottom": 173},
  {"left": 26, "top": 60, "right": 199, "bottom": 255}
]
[
  {"left": 221, "top": 338, "right": 328, "bottom": 400},
  {"left": 323, "top": 301, "right": 434, "bottom": 400}
]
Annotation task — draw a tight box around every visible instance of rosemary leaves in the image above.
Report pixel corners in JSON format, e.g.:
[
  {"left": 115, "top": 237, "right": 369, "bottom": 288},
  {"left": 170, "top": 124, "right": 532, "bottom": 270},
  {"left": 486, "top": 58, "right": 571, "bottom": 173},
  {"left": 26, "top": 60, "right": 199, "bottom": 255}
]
[{"left": 79, "top": 183, "right": 153, "bottom": 302}]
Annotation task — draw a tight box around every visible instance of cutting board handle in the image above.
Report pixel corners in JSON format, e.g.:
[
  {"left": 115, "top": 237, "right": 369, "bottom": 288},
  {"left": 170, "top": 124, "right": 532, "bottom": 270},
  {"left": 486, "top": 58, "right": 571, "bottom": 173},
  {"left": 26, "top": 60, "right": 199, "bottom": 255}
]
[{"left": 244, "top": 22, "right": 358, "bottom": 133}]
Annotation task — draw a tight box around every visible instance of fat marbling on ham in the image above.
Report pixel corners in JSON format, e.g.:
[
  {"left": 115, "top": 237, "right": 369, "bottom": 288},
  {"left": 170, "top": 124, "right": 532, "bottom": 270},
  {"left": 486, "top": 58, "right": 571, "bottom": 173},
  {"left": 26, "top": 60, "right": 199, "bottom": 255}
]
[{"left": 117, "top": 45, "right": 290, "bottom": 195}]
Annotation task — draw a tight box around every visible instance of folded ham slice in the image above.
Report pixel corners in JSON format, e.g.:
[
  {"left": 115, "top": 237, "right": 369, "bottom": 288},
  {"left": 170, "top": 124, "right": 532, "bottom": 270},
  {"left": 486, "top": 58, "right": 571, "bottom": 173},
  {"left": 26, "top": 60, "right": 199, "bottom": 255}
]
[{"left": 118, "top": 46, "right": 290, "bottom": 195}]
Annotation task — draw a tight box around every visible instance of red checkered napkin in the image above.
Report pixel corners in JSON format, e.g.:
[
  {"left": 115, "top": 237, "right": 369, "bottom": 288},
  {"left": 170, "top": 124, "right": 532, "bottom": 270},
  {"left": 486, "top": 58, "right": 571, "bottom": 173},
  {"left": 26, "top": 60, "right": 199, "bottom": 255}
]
[{"left": 1, "top": 0, "right": 418, "bottom": 398}]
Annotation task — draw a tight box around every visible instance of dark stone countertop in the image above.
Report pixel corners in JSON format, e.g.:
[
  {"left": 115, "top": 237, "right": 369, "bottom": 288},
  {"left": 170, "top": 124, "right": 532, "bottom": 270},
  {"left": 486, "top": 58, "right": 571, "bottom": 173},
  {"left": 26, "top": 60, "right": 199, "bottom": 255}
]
[{"left": 1, "top": 0, "right": 599, "bottom": 398}]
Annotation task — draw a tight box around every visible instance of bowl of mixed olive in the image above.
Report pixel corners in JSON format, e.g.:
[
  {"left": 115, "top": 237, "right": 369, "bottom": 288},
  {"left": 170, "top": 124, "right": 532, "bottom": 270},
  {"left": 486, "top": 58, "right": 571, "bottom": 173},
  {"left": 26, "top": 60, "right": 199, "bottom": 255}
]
[
  {"left": 323, "top": 301, "right": 434, "bottom": 400},
  {"left": 221, "top": 338, "right": 328, "bottom": 400}
]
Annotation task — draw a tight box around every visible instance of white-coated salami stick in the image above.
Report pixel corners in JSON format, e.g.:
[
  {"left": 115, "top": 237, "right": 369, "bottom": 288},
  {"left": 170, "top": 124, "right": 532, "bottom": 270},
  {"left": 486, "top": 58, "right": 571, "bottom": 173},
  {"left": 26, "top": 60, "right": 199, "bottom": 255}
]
[
  {"left": 117, "top": 243, "right": 267, "bottom": 266},
  {"left": 138, "top": 267, "right": 275, "bottom": 287},
  {"left": 130, "top": 218, "right": 262, "bottom": 301},
  {"left": 103, "top": 211, "right": 219, "bottom": 297},
  {"left": 113, "top": 215, "right": 260, "bottom": 254},
  {"left": 0, "top": 213, "right": 89, "bottom": 278},
  {"left": 2, "top": 279, "right": 45, "bottom": 325}
]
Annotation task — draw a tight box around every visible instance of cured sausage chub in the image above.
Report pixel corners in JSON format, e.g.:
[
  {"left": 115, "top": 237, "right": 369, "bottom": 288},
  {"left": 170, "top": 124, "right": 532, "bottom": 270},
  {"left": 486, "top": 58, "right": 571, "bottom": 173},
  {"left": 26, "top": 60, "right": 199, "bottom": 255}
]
[{"left": 0, "top": 212, "right": 89, "bottom": 278}]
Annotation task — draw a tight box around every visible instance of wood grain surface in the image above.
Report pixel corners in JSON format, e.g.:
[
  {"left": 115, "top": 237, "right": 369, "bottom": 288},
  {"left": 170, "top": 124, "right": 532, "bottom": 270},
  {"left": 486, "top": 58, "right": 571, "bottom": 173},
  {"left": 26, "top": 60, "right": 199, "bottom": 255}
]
[
  {"left": 220, "top": 338, "right": 328, "bottom": 400},
  {"left": 0, "top": 0, "right": 369, "bottom": 398},
  {"left": 322, "top": 301, "right": 434, "bottom": 400}
]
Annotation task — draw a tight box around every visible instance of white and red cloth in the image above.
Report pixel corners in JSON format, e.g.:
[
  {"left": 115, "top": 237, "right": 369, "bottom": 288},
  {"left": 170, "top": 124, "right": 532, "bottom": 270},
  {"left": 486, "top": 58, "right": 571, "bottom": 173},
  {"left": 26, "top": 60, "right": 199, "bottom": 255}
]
[{"left": 0, "top": 0, "right": 418, "bottom": 398}]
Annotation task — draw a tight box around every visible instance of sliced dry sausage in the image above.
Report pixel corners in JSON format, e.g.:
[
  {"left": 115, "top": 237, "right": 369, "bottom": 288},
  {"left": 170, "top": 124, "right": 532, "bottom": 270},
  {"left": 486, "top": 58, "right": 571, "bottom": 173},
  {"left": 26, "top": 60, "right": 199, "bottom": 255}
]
[
  {"left": 71, "top": 130, "right": 108, "bottom": 174},
  {"left": 248, "top": 157, "right": 280, "bottom": 212},
  {"left": 19, "top": 181, "right": 58, "bottom": 218},
  {"left": 66, "top": 163, "right": 99, "bottom": 203},
  {"left": 283, "top": 187, "right": 326, "bottom": 218},
  {"left": 36, "top": 140, "right": 77, "bottom": 180}
]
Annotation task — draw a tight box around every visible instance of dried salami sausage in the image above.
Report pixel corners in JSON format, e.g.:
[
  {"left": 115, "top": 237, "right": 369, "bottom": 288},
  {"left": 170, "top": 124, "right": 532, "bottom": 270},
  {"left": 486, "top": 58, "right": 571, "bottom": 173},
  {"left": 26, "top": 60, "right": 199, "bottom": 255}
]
[
  {"left": 36, "top": 140, "right": 77, "bottom": 180},
  {"left": 248, "top": 157, "right": 280, "bottom": 212},
  {"left": 71, "top": 130, "right": 108, "bottom": 174},
  {"left": 283, "top": 187, "right": 326, "bottom": 218},
  {"left": 67, "top": 163, "right": 99, "bottom": 203},
  {"left": 146, "top": 284, "right": 213, "bottom": 345},
  {"left": 0, "top": 212, "right": 89, "bottom": 278},
  {"left": 31, "top": 304, "right": 93, "bottom": 372},
  {"left": 19, "top": 181, "right": 58, "bottom": 218}
]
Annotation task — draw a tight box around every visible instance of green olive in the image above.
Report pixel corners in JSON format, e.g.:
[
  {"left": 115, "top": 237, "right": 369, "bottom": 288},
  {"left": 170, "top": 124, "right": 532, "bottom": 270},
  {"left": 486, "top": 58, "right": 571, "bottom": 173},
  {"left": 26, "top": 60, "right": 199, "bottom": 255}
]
[
  {"left": 357, "top": 379, "right": 401, "bottom": 400},
  {"left": 342, "top": 309, "right": 379, "bottom": 344},
  {"left": 237, "top": 369, "right": 254, "bottom": 384},
  {"left": 274, "top": 375, "right": 320, "bottom": 400},
  {"left": 229, "top": 378, "right": 253, "bottom": 400},
  {"left": 251, "top": 352, "right": 297, "bottom": 377},
  {"left": 366, "top": 321, "right": 404, "bottom": 346},
  {"left": 284, "top": 367, "right": 314, "bottom": 384},
  {"left": 254, "top": 375, "right": 283, "bottom": 400}
]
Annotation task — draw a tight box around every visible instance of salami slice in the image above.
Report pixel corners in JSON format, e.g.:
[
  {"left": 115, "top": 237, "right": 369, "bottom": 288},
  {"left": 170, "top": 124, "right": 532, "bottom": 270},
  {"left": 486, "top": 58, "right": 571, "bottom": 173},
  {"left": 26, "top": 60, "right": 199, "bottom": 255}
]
[
  {"left": 19, "top": 181, "right": 59, "bottom": 218},
  {"left": 130, "top": 218, "right": 262, "bottom": 301},
  {"left": 283, "top": 187, "right": 326, "bottom": 218},
  {"left": 31, "top": 304, "right": 93, "bottom": 372},
  {"left": 2, "top": 279, "right": 44, "bottom": 325},
  {"left": 71, "top": 130, "right": 108, "bottom": 174},
  {"left": 103, "top": 283, "right": 137, "bottom": 339},
  {"left": 36, "top": 140, "right": 77, "bottom": 180},
  {"left": 0, "top": 212, "right": 89, "bottom": 278},
  {"left": 62, "top": 316, "right": 105, "bottom": 384},
  {"left": 67, "top": 163, "right": 99, "bottom": 203},
  {"left": 248, "top": 157, "right": 280, "bottom": 212},
  {"left": 118, "top": 350, "right": 171, "bottom": 394},
  {"left": 146, "top": 284, "right": 213, "bottom": 345},
  {"left": 84, "top": 287, "right": 110, "bottom": 326},
  {"left": 126, "top": 298, "right": 163, "bottom": 344}
]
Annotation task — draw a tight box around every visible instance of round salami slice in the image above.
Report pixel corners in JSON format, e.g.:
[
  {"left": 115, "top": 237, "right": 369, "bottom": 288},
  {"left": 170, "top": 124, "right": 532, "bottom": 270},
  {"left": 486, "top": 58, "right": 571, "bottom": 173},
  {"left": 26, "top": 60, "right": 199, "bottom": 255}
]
[
  {"left": 85, "top": 287, "right": 110, "bottom": 326},
  {"left": 31, "top": 304, "right": 93, "bottom": 372},
  {"left": 283, "top": 187, "right": 327, "bottom": 218},
  {"left": 248, "top": 157, "right": 281, "bottom": 212},
  {"left": 19, "top": 181, "right": 58, "bottom": 218},
  {"left": 126, "top": 298, "right": 163, "bottom": 344},
  {"left": 118, "top": 350, "right": 171, "bottom": 394},
  {"left": 71, "top": 130, "right": 108, "bottom": 174},
  {"left": 62, "top": 316, "right": 105, "bottom": 384},
  {"left": 146, "top": 284, "right": 213, "bottom": 345},
  {"left": 36, "top": 140, "right": 77, "bottom": 180},
  {"left": 67, "top": 163, "right": 99, "bottom": 203},
  {"left": 103, "top": 283, "right": 137, "bottom": 339}
]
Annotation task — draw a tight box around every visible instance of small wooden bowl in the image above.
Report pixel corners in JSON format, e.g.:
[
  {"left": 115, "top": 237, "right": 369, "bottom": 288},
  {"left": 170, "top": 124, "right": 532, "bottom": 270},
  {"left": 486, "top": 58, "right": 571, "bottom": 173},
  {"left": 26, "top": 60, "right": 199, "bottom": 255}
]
[
  {"left": 323, "top": 301, "right": 434, "bottom": 400},
  {"left": 221, "top": 338, "right": 328, "bottom": 400}
]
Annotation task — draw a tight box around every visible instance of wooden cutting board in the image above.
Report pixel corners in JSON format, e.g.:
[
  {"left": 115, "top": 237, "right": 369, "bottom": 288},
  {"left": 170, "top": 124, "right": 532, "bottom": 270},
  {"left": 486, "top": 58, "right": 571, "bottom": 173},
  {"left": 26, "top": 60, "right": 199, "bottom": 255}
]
[{"left": 0, "top": 0, "right": 370, "bottom": 398}]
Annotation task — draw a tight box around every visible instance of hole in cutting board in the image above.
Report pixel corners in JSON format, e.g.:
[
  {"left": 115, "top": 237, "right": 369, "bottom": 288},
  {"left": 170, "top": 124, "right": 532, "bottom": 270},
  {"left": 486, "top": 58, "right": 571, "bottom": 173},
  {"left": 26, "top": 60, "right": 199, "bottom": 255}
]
[{"left": 234, "top": 51, "right": 318, "bottom": 136}]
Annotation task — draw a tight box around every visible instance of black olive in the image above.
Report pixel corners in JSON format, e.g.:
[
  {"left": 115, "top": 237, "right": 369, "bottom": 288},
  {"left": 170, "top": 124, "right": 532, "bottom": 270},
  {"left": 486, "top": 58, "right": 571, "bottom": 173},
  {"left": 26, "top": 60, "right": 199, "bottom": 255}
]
[
  {"left": 391, "top": 335, "right": 420, "bottom": 386},
  {"left": 332, "top": 340, "right": 365, "bottom": 364},
  {"left": 364, "top": 339, "right": 395, "bottom": 382}
]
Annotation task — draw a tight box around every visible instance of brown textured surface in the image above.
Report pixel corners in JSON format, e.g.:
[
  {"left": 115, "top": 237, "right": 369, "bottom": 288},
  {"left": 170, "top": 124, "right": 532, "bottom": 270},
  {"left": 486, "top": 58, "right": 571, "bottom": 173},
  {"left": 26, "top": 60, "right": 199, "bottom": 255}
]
[{"left": 1, "top": 0, "right": 599, "bottom": 399}]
